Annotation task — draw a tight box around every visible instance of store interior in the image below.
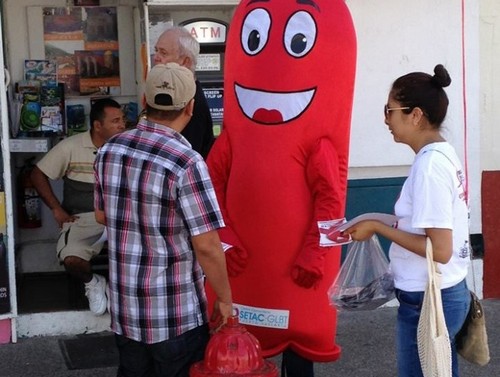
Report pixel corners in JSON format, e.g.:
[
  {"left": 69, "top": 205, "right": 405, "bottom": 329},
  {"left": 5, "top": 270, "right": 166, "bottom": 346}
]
[{"left": 1, "top": 0, "right": 235, "bottom": 322}]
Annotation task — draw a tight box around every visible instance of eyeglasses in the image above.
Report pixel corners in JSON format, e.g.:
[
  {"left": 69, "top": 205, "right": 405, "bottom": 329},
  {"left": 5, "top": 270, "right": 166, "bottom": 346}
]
[{"left": 384, "top": 104, "right": 411, "bottom": 117}]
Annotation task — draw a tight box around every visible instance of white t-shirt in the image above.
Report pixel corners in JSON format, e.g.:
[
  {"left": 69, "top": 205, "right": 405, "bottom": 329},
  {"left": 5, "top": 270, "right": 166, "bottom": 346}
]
[{"left": 389, "top": 142, "right": 470, "bottom": 291}]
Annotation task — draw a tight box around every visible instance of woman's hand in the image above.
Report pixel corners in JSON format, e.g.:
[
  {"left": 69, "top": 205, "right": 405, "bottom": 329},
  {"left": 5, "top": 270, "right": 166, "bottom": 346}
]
[{"left": 342, "top": 220, "right": 381, "bottom": 241}]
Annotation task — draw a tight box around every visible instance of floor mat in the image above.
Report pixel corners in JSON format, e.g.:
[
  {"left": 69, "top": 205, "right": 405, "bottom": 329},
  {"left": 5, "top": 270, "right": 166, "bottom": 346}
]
[{"left": 59, "top": 332, "right": 119, "bottom": 370}]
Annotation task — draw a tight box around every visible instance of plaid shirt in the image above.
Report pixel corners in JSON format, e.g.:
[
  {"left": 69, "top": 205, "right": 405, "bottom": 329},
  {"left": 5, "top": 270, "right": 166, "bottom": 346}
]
[{"left": 94, "top": 118, "right": 225, "bottom": 344}]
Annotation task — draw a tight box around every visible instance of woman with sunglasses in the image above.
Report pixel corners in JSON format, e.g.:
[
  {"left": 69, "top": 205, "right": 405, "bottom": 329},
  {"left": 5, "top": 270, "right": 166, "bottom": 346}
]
[{"left": 343, "top": 64, "right": 471, "bottom": 377}]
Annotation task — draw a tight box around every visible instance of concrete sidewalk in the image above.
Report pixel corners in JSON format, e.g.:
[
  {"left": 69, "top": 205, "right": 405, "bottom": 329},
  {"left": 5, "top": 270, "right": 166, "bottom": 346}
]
[{"left": 0, "top": 299, "right": 498, "bottom": 377}]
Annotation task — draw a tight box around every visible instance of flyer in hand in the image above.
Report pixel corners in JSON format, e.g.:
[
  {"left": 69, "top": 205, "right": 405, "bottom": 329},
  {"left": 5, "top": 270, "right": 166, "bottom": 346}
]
[{"left": 320, "top": 213, "right": 401, "bottom": 246}]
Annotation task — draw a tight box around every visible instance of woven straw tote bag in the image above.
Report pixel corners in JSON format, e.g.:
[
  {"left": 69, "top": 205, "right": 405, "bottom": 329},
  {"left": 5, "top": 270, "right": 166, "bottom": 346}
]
[{"left": 417, "top": 237, "right": 452, "bottom": 377}]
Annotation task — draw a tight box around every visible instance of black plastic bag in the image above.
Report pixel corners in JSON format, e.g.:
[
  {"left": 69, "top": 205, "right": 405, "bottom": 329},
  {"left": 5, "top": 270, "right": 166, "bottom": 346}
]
[{"left": 328, "top": 235, "right": 395, "bottom": 311}]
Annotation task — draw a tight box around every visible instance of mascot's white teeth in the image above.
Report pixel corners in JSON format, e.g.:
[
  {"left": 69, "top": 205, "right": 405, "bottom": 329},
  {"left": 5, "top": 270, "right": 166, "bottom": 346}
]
[{"left": 235, "top": 83, "right": 316, "bottom": 125}]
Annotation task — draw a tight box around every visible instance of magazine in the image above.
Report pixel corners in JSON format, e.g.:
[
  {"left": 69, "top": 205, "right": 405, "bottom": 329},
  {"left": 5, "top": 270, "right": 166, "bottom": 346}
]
[
  {"left": 318, "top": 213, "right": 400, "bottom": 246},
  {"left": 24, "top": 60, "right": 57, "bottom": 86}
]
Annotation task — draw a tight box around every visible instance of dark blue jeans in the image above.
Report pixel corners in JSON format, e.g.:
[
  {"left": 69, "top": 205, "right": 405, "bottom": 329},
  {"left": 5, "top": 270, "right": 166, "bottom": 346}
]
[
  {"left": 281, "top": 348, "right": 314, "bottom": 377},
  {"left": 395, "top": 279, "right": 470, "bottom": 377},
  {"left": 115, "top": 324, "right": 209, "bottom": 377}
]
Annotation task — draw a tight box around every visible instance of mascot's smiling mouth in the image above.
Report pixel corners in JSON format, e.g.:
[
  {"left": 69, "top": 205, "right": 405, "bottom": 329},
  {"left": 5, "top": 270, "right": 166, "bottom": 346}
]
[{"left": 235, "top": 83, "right": 316, "bottom": 125}]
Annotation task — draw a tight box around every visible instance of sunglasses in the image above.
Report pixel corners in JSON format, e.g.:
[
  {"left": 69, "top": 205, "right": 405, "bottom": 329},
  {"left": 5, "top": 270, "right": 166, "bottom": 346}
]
[{"left": 384, "top": 104, "right": 411, "bottom": 117}]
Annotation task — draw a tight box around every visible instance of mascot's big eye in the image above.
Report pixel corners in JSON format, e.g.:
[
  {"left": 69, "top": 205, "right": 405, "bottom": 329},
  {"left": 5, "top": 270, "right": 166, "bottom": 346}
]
[
  {"left": 284, "top": 11, "right": 316, "bottom": 57},
  {"left": 241, "top": 8, "right": 271, "bottom": 55}
]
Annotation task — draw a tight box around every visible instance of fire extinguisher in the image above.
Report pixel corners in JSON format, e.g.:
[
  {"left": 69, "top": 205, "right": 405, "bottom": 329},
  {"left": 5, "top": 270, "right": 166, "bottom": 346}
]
[{"left": 17, "top": 157, "right": 42, "bottom": 228}]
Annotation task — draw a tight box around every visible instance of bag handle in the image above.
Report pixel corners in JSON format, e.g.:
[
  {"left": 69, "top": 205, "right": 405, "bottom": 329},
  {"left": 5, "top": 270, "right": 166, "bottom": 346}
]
[
  {"left": 425, "top": 237, "right": 439, "bottom": 283},
  {"left": 425, "top": 237, "right": 448, "bottom": 340}
]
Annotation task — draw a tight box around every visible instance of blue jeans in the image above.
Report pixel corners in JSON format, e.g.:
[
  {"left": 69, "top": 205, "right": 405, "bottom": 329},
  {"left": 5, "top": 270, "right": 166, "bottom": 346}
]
[
  {"left": 115, "top": 324, "right": 209, "bottom": 377},
  {"left": 395, "top": 279, "right": 470, "bottom": 377}
]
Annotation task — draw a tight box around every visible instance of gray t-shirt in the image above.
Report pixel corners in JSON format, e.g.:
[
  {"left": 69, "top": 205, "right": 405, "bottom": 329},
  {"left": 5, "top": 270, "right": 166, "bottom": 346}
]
[{"left": 62, "top": 177, "right": 94, "bottom": 215}]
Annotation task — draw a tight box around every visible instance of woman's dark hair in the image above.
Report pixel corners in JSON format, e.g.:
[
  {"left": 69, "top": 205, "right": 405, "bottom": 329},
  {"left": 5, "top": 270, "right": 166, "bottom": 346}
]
[
  {"left": 89, "top": 98, "right": 122, "bottom": 128},
  {"left": 391, "top": 64, "right": 451, "bottom": 127}
]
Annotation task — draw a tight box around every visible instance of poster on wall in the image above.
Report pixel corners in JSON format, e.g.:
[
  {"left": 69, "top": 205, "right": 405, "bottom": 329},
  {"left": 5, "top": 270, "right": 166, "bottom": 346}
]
[
  {"left": 42, "top": 6, "right": 120, "bottom": 96},
  {"left": 203, "top": 87, "right": 223, "bottom": 137},
  {"left": 24, "top": 59, "right": 57, "bottom": 85},
  {"left": 75, "top": 50, "right": 120, "bottom": 95}
]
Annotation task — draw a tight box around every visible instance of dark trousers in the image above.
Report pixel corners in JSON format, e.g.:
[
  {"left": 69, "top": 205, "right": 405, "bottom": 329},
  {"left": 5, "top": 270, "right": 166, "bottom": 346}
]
[
  {"left": 115, "top": 324, "right": 209, "bottom": 377},
  {"left": 281, "top": 348, "right": 314, "bottom": 377}
]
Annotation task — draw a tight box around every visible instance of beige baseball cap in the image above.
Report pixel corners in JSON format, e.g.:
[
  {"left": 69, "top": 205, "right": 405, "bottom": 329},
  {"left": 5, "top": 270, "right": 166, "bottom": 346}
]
[{"left": 145, "top": 63, "right": 196, "bottom": 111}]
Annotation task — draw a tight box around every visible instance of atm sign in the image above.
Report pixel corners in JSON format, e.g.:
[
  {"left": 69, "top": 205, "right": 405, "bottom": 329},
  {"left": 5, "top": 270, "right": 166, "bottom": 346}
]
[{"left": 183, "top": 20, "right": 227, "bottom": 44}]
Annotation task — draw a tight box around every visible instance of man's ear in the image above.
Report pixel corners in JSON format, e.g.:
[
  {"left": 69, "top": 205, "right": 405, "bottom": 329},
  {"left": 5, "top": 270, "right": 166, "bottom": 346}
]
[
  {"left": 186, "top": 98, "right": 195, "bottom": 117},
  {"left": 92, "top": 120, "right": 101, "bottom": 131},
  {"left": 181, "top": 56, "right": 192, "bottom": 70}
]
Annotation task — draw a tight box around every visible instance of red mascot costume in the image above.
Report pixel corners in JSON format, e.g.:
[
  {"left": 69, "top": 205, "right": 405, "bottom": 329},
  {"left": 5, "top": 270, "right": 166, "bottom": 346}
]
[{"left": 206, "top": 0, "right": 357, "bottom": 363}]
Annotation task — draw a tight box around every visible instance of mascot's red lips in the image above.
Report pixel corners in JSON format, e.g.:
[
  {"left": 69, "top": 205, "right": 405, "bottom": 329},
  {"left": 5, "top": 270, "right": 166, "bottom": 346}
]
[
  {"left": 253, "top": 109, "right": 284, "bottom": 123},
  {"left": 235, "top": 83, "right": 316, "bottom": 125}
]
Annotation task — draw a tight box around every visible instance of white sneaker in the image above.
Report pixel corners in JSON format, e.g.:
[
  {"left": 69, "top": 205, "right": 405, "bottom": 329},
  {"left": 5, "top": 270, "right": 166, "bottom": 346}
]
[{"left": 84, "top": 274, "right": 107, "bottom": 315}]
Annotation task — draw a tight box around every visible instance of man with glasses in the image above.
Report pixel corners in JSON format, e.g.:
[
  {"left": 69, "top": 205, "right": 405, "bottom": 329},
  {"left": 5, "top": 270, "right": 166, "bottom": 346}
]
[{"left": 152, "top": 26, "right": 215, "bottom": 159}]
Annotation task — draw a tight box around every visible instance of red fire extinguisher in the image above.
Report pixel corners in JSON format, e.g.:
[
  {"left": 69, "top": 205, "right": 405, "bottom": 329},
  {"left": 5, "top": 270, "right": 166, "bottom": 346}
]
[{"left": 17, "top": 157, "right": 42, "bottom": 228}]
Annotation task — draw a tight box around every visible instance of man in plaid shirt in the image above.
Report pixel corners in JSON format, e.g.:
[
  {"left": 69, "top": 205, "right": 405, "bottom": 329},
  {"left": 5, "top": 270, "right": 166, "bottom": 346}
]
[{"left": 94, "top": 63, "right": 232, "bottom": 377}]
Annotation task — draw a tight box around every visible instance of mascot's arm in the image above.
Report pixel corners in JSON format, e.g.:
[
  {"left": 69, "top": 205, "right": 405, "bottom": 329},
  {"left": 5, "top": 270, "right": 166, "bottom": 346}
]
[
  {"left": 206, "top": 131, "right": 248, "bottom": 277},
  {"left": 292, "top": 138, "right": 343, "bottom": 288}
]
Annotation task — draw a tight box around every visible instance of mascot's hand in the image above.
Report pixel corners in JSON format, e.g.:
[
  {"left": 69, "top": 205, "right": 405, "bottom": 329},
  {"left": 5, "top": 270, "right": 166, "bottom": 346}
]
[
  {"left": 219, "top": 226, "right": 248, "bottom": 277},
  {"left": 226, "top": 247, "right": 249, "bottom": 277},
  {"left": 291, "top": 246, "right": 327, "bottom": 289}
]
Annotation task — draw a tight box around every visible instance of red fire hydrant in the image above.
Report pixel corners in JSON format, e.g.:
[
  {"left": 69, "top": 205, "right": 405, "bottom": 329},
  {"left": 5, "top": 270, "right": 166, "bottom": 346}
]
[{"left": 190, "top": 316, "right": 279, "bottom": 376}]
